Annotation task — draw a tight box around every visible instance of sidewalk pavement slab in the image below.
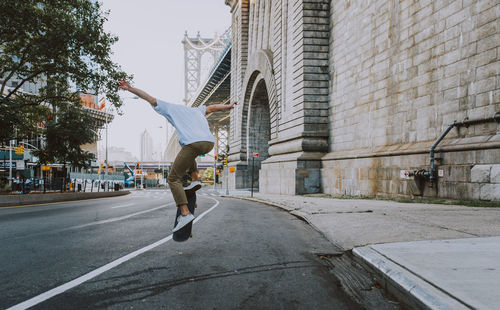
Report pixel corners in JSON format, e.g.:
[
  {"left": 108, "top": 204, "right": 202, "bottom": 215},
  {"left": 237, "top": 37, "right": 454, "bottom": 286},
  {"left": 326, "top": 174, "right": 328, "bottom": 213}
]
[{"left": 353, "top": 237, "right": 500, "bottom": 310}]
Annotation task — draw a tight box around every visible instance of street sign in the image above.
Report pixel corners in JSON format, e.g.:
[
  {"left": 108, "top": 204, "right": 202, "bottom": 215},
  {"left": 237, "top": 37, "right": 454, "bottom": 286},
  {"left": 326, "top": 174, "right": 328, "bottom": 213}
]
[
  {"left": 229, "top": 167, "right": 236, "bottom": 173},
  {"left": 0, "top": 162, "right": 16, "bottom": 169},
  {"left": 253, "top": 152, "right": 259, "bottom": 158},
  {"left": 42, "top": 165, "right": 50, "bottom": 171},
  {"left": 15, "top": 145, "right": 24, "bottom": 155}
]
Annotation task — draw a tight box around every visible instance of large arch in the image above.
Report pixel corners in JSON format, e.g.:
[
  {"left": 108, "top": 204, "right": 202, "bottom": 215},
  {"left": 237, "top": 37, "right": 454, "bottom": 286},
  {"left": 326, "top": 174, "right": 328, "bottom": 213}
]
[
  {"left": 246, "top": 78, "right": 271, "bottom": 189},
  {"left": 227, "top": 49, "right": 278, "bottom": 190},
  {"left": 238, "top": 49, "right": 278, "bottom": 159}
]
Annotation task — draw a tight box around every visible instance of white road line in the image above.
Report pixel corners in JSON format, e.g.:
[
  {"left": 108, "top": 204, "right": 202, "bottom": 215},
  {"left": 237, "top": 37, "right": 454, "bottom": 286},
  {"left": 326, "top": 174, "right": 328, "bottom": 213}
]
[
  {"left": 68, "top": 203, "right": 175, "bottom": 230},
  {"left": 7, "top": 198, "right": 220, "bottom": 310},
  {"left": 111, "top": 203, "right": 134, "bottom": 209},
  {"left": 194, "top": 197, "right": 219, "bottom": 224}
]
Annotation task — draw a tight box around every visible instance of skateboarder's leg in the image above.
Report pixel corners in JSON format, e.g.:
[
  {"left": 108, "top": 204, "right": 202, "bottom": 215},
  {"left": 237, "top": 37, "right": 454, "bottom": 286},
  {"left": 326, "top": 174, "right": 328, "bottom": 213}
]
[
  {"left": 168, "top": 145, "right": 197, "bottom": 215},
  {"left": 168, "top": 141, "right": 214, "bottom": 215},
  {"left": 188, "top": 161, "right": 199, "bottom": 181}
]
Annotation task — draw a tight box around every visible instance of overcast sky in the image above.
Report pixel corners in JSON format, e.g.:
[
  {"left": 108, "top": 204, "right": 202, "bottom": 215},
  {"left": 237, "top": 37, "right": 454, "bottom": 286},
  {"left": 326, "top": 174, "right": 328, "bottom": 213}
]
[{"left": 100, "top": 0, "right": 231, "bottom": 159}]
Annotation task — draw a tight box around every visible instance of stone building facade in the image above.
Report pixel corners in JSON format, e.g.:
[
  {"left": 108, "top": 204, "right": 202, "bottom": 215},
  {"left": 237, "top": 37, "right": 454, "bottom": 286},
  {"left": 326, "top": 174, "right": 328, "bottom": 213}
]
[{"left": 225, "top": 0, "right": 500, "bottom": 200}]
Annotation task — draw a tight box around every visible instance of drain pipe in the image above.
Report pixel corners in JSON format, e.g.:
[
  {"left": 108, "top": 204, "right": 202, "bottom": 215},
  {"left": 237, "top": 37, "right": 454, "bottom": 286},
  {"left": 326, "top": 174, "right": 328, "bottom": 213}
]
[
  {"left": 423, "top": 112, "right": 500, "bottom": 185},
  {"left": 423, "top": 121, "right": 457, "bottom": 184}
]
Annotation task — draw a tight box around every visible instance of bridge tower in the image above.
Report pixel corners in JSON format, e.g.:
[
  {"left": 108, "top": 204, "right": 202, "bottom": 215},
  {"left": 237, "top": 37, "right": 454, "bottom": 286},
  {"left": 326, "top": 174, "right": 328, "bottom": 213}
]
[{"left": 182, "top": 31, "right": 228, "bottom": 104}]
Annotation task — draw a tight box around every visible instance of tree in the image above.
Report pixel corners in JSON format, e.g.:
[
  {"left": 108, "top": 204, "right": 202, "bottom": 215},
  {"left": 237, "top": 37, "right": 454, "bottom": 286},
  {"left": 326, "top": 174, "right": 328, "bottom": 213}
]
[
  {"left": 34, "top": 104, "right": 96, "bottom": 169},
  {"left": 0, "top": 0, "right": 130, "bottom": 145},
  {"left": 0, "top": 97, "right": 48, "bottom": 143},
  {"left": 203, "top": 167, "right": 214, "bottom": 181}
]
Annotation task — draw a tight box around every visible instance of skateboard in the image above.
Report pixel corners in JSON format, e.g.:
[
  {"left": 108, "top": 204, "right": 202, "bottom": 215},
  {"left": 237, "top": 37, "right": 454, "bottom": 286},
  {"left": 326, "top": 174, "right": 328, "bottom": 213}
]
[{"left": 172, "top": 191, "right": 197, "bottom": 242}]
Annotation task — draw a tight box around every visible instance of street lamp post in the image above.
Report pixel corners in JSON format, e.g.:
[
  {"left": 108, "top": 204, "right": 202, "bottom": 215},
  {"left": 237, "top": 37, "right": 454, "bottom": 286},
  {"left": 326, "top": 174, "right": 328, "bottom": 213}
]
[
  {"left": 8, "top": 140, "right": 14, "bottom": 187},
  {"left": 105, "top": 107, "right": 109, "bottom": 191},
  {"left": 118, "top": 95, "right": 139, "bottom": 190},
  {"left": 157, "top": 126, "right": 163, "bottom": 186}
]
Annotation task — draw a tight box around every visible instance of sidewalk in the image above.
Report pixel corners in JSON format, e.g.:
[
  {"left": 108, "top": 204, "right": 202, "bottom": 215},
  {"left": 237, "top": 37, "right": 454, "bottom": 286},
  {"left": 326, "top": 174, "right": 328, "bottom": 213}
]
[{"left": 225, "top": 191, "right": 500, "bottom": 309}]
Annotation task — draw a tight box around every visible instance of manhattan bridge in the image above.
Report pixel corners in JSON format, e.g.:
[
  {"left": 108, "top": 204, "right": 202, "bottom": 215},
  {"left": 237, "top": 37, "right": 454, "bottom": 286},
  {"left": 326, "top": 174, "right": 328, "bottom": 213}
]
[{"left": 163, "top": 28, "right": 232, "bottom": 165}]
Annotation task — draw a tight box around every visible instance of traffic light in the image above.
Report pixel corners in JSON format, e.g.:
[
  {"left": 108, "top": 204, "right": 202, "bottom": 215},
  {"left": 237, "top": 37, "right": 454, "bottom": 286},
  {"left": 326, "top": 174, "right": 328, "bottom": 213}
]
[
  {"left": 224, "top": 157, "right": 228, "bottom": 166},
  {"left": 214, "top": 153, "right": 218, "bottom": 160}
]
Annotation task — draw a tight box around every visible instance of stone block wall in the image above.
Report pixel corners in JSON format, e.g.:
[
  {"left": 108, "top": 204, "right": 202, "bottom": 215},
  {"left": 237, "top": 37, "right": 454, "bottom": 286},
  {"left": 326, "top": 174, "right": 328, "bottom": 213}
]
[
  {"left": 471, "top": 164, "right": 500, "bottom": 200},
  {"left": 323, "top": 0, "right": 500, "bottom": 200},
  {"left": 322, "top": 148, "right": 500, "bottom": 201},
  {"left": 328, "top": 0, "right": 499, "bottom": 151}
]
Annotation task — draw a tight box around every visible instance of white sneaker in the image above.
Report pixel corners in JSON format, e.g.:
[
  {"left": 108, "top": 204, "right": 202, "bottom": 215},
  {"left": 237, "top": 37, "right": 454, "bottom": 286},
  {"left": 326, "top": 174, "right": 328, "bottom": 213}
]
[
  {"left": 172, "top": 213, "right": 195, "bottom": 232},
  {"left": 184, "top": 180, "right": 202, "bottom": 194}
]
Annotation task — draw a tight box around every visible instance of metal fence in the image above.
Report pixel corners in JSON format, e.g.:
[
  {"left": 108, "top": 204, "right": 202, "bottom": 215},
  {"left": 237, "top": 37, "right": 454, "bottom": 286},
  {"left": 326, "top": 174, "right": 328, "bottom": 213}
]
[{"left": 4, "top": 177, "right": 124, "bottom": 194}]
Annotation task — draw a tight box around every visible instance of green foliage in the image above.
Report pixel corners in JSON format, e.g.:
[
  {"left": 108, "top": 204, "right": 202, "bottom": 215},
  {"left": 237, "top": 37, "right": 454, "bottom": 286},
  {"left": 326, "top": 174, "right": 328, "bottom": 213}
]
[
  {"left": 0, "top": 0, "right": 131, "bottom": 144},
  {"left": 34, "top": 103, "right": 96, "bottom": 169},
  {"left": 203, "top": 167, "right": 214, "bottom": 181},
  {"left": 0, "top": 97, "right": 48, "bottom": 142}
]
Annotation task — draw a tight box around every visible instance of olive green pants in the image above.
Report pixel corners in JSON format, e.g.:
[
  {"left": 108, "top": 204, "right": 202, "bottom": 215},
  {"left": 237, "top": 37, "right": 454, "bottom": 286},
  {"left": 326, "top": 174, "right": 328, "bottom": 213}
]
[{"left": 167, "top": 141, "right": 214, "bottom": 206}]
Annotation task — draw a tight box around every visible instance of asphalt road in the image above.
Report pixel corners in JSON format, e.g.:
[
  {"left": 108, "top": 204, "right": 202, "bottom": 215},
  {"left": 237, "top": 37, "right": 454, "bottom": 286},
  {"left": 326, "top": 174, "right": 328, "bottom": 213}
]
[{"left": 0, "top": 189, "right": 360, "bottom": 309}]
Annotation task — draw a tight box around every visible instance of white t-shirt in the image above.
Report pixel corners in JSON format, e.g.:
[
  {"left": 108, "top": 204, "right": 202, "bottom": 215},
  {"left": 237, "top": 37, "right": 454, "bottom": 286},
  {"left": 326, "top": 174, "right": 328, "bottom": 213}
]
[{"left": 153, "top": 99, "right": 215, "bottom": 147}]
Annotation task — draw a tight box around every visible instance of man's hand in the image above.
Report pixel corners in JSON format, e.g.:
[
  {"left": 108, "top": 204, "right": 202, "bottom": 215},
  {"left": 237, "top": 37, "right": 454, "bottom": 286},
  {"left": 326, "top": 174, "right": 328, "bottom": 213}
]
[
  {"left": 117, "top": 79, "right": 157, "bottom": 106},
  {"left": 206, "top": 101, "right": 238, "bottom": 114},
  {"left": 118, "top": 80, "right": 132, "bottom": 91}
]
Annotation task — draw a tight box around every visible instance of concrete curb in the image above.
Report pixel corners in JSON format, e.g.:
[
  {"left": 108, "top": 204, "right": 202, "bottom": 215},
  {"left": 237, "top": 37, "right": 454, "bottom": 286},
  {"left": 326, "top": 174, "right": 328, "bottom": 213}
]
[
  {"left": 352, "top": 246, "right": 470, "bottom": 310},
  {"left": 0, "top": 191, "right": 130, "bottom": 207}
]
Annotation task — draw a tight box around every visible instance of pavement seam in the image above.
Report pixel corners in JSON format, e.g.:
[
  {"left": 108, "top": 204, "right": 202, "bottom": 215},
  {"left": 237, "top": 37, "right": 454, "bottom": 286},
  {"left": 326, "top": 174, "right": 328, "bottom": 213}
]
[{"left": 393, "top": 214, "right": 481, "bottom": 238}]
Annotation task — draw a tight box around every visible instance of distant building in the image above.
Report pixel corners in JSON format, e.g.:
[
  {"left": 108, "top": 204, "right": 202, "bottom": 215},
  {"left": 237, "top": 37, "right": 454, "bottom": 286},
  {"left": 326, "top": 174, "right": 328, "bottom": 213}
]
[
  {"left": 79, "top": 93, "right": 113, "bottom": 165},
  {"left": 98, "top": 146, "right": 138, "bottom": 163},
  {"left": 140, "top": 130, "right": 153, "bottom": 162}
]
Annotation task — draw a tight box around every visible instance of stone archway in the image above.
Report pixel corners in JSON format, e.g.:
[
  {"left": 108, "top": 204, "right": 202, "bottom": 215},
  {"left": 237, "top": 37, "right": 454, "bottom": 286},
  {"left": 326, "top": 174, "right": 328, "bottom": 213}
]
[
  {"left": 228, "top": 49, "right": 277, "bottom": 190},
  {"left": 239, "top": 49, "right": 278, "bottom": 157},
  {"left": 246, "top": 77, "right": 271, "bottom": 189}
]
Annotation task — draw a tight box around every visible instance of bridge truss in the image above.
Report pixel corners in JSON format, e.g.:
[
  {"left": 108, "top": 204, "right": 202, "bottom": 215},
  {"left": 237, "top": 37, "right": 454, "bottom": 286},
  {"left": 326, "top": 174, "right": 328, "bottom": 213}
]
[{"left": 182, "top": 29, "right": 231, "bottom": 104}]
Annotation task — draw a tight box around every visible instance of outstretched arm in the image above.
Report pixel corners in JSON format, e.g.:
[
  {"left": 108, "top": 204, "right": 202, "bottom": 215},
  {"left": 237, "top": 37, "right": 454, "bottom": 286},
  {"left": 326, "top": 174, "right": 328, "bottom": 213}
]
[
  {"left": 118, "top": 80, "right": 157, "bottom": 107},
  {"left": 205, "top": 101, "right": 237, "bottom": 114}
]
